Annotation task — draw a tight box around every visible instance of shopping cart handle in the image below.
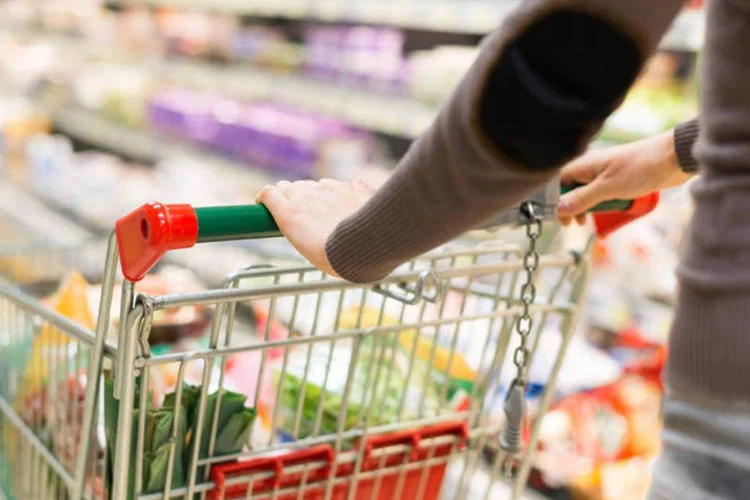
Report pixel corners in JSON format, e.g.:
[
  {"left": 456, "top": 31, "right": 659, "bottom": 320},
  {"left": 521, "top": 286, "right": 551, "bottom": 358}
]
[
  {"left": 560, "top": 185, "right": 635, "bottom": 213},
  {"left": 560, "top": 185, "right": 660, "bottom": 238},
  {"left": 115, "top": 202, "right": 280, "bottom": 281},
  {"left": 115, "top": 187, "right": 659, "bottom": 281}
]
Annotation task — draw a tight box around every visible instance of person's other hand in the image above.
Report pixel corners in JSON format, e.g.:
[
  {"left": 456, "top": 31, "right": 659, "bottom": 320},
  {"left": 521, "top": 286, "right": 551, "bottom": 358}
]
[
  {"left": 558, "top": 130, "right": 693, "bottom": 225},
  {"left": 256, "top": 178, "right": 374, "bottom": 277}
]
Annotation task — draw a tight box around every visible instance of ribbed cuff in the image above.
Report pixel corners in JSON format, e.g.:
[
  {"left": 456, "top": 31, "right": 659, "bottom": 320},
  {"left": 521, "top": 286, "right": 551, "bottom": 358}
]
[
  {"left": 666, "top": 283, "right": 750, "bottom": 403},
  {"left": 673, "top": 118, "right": 700, "bottom": 173},
  {"left": 325, "top": 175, "right": 433, "bottom": 284}
]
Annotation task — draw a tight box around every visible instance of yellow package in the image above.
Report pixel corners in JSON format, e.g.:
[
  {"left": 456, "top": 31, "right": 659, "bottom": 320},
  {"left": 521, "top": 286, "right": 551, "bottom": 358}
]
[
  {"left": 21, "top": 272, "right": 95, "bottom": 396},
  {"left": 338, "top": 306, "right": 476, "bottom": 397}
]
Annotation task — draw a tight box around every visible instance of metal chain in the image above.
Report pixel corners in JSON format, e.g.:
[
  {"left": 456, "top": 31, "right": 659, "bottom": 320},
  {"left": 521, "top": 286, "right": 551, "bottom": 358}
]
[
  {"left": 499, "top": 201, "right": 543, "bottom": 476},
  {"left": 511, "top": 201, "right": 542, "bottom": 386}
]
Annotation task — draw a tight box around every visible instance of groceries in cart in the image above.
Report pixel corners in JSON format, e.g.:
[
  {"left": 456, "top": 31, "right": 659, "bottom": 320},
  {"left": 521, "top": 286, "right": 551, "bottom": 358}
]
[
  {"left": 244, "top": 295, "right": 480, "bottom": 444},
  {"left": 0, "top": 185, "right": 661, "bottom": 500},
  {"left": 102, "top": 376, "right": 256, "bottom": 496}
]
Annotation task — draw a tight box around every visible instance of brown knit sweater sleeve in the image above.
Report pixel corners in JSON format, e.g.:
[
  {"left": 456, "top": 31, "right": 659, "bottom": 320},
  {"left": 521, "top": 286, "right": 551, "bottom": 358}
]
[
  {"left": 326, "top": 0, "right": 685, "bottom": 283},
  {"left": 674, "top": 118, "right": 700, "bottom": 172}
]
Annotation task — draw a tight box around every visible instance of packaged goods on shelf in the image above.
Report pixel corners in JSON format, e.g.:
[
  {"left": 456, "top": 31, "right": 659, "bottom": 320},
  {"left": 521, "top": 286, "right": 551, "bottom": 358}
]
[
  {"left": 0, "top": 96, "right": 51, "bottom": 171},
  {"left": 304, "top": 25, "right": 407, "bottom": 93},
  {"left": 73, "top": 63, "right": 151, "bottom": 127},
  {"left": 155, "top": 10, "right": 239, "bottom": 61},
  {"left": 147, "top": 87, "right": 375, "bottom": 178},
  {"left": 535, "top": 375, "right": 662, "bottom": 498},
  {"left": 232, "top": 26, "right": 305, "bottom": 71}
]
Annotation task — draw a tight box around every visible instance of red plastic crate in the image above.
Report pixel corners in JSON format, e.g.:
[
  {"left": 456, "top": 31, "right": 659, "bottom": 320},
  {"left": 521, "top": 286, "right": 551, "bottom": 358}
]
[{"left": 209, "top": 421, "right": 468, "bottom": 500}]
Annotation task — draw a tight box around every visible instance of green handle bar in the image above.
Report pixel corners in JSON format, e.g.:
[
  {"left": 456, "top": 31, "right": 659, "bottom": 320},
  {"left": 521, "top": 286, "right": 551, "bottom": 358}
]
[
  {"left": 559, "top": 184, "right": 633, "bottom": 213},
  {"left": 194, "top": 186, "right": 633, "bottom": 243},
  {"left": 195, "top": 205, "right": 281, "bottom": 243}
]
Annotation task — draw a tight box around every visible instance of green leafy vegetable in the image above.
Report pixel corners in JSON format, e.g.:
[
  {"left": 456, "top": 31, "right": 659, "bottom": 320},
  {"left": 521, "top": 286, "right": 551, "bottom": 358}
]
[
  {"left": 103, "top": 375, "right": 255, "bottom": 499},
  {"left": 276, "top": 339, "right": 442, "bottom": 441}
]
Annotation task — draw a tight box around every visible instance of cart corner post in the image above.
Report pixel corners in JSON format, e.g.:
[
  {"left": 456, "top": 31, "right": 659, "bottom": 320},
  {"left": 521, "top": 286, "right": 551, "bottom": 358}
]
[{"left": 73, "top": 231, "right": 120, "bottom": 499}]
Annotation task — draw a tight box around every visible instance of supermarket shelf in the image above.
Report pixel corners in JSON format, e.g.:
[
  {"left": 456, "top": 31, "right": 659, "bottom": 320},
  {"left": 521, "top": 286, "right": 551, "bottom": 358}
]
[
  {"left": 1, "top": 26, "right": 437, "bottom": 139},
  {"left": 111, "top": 0, "right": 516, "bottom": 35},
  {"left": 0, "top": 182, "right": 93, "bottom": 246},
  {"left": 156, "top": 60, "right": 437, "bottom": 139},
  {"left": 47, "top": 104, "right": 274, "bottom": 184},
  {"left": 109, "top": 0, "right": 704, "bottom": 51},
  {"left": 3, "top": 6, "right": 701, "bottom": 141}
]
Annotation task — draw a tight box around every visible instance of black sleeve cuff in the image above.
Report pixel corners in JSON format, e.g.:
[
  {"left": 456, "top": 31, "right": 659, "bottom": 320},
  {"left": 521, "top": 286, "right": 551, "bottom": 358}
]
[{"left": 674, "top": 118, "right": 700, "bottom": 173}]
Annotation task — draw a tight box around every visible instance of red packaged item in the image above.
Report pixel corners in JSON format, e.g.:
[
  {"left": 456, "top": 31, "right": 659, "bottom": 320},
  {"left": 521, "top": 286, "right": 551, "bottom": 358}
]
[{"left": 536, "top": 373, "right": 663, "bottom": 491}]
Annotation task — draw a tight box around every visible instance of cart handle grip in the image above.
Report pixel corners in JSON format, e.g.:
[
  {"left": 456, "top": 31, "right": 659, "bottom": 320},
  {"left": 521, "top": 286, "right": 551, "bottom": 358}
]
[
  {"left": 115, "top": 188, "right": 658, "bottom": 282},
  {"left": 561, "top": 184, "right": 660, "bottom": 239},
  {"left": 115, "top": 202, "right": 281, "bottom": 281}
]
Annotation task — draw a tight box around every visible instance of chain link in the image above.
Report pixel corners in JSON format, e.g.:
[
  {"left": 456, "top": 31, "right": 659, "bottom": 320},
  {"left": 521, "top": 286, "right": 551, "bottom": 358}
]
[{"left": 511, "top": 201, "right": 543, "bottom": 387}]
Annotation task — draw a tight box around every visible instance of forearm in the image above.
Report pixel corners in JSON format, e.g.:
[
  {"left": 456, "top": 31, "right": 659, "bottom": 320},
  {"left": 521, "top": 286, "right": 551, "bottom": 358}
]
[{"left": 327, "top": 0, "right": 685, "bottom": 283}]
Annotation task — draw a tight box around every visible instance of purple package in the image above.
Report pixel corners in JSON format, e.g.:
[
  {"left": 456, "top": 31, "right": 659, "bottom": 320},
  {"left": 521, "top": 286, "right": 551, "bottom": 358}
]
[
  {"left": 228, "top": 102, "right": 369, "bottom": 177},
  {"left": 304, "top": 27, "right": 344, "bottom": 80},
  {"left": 369, "top": 28, "right": 406, "bottom": 88},
  {"left": 147, "top": 88, "right": 220, "bottom": 144},
  {"left": 212, "top": 99, "right": 254, "bottom": 160},
  {"left": 306, "top": 25, "right": 406, "bottom": 91},
  {"left": 245, "top": 104, "right": 321, "bottom": 175}
]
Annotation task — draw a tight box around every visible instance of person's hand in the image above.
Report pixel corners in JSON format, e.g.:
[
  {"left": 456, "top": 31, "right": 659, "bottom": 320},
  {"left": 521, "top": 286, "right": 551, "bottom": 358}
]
[
  {"left": 256, "top": 178, "right": 374, "bottom": 277},
  {"left": 558, "top": 130, "right": 694, "bottom": 225}
]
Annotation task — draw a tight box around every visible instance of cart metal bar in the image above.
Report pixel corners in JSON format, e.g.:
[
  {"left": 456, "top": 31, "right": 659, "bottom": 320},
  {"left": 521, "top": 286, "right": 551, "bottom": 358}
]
[
  {"left": 0, "top": 283, "right": 115, "bottom": 355},
  {"left": 151, "top": 255, "right": 577, "bottom": 310},
  {"left": 112, "top": 301, "right": 144, "bottom": 500},
  {"left": 136, "top": 302, "right": 572, "bottom": 368},
  {"left": 74, "top": 232, "right": 119, "bottom": 499},
  {"left": 0, "top": 396, "right": 76, "bottom": 492}
]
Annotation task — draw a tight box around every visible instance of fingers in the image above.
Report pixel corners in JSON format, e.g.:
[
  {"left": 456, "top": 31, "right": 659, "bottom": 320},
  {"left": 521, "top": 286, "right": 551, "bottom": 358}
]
[
  {"left": 558, "top": 214, "right": 588, "bottom": 227},
  {"left": 259, "top": 179, "right": 366, "bottom": 203},
  {"left": 276, "top": 180, "right": 293, "bottom": 198},
  {"left": 558, "top": 180, "right": 610, "bottom": 218},
  {"left": 256, "top": 184, "right": 290, "bottom": 213}
]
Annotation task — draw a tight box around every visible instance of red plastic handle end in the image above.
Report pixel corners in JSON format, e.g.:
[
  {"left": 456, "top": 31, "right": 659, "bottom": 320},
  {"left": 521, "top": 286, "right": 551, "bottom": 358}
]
[
  {"left": 115, "top": 202, "right": 198, "bottom": 282},
  {"left": 593, "top": 192, "right": 660, "bottom": 238}
]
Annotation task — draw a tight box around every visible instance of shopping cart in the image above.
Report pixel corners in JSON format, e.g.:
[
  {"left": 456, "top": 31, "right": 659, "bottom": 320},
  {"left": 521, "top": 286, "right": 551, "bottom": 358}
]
[{"left": 0, "top": 187, "right": 658, "bottom": 500}]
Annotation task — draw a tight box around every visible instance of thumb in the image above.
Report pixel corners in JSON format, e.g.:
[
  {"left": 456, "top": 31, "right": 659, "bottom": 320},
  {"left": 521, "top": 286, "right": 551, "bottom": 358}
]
[{"left": 558, "top": 179, "right": 610, "bottom": 217}]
